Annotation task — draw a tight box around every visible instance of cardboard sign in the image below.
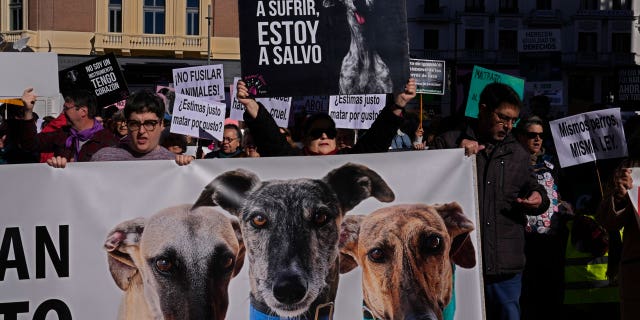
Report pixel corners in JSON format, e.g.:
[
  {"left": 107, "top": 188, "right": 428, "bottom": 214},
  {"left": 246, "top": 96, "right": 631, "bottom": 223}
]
[
  {"left": 409, "top": 59, "right": 445, "bottom": 95},
  {"left": 170, "top": 93, "right": 226, "bottom": 141},
  {"left": 238, "top": 0, "right": 409, "bottom": 97},
  {"left": 229, "top": 77, "right": 245, "bottom": 121},
  {"left": 255, "top": 97, "right": 292, "bottom": 128},
  {"left": 173, "top": 64, "right": 225, "bottom": 102},
  {"left": 59, "top": 53, "right": 129, "bottom": 108},
  {"left": 0, "top": 52, "right": 60, "bottom": 98},
  {"left": 549, "top": 108, "right": 628, "bottom": 168},
  {"left": 328, "top": 94, "right": 386, "bottom": 129},
  {"left": 465, "top": 66, "right": 525, "bottom": 118}
]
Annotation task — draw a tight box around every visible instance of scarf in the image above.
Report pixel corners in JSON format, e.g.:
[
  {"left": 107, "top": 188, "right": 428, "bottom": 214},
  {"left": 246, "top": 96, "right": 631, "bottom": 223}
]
[{"left": 65, "top": 120, "right": 104, "bottom": 161}]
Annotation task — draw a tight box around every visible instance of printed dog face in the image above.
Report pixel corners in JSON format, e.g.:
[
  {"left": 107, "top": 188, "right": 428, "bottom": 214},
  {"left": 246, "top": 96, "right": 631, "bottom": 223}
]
[
  {"left": 339, "top": 203, "right": 476, "bottom": 320},
  {"left": 104, "top": 204, "right": 245, "bottom": 320},
  {"left": 193, "top": 163, "right": 395, "bottom": 317}
]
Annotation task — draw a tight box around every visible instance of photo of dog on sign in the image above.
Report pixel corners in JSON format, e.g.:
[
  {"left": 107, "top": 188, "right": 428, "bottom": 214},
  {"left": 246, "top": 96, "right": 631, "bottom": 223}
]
[{"left": 193, "top": 163, "right": 395, "bottom": 319}]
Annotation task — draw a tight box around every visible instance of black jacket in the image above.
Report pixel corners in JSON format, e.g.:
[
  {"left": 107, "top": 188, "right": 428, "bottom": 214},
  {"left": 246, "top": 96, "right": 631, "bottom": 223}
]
[{"left": 431, "top": 125, "right": 550, "bottom": 276}]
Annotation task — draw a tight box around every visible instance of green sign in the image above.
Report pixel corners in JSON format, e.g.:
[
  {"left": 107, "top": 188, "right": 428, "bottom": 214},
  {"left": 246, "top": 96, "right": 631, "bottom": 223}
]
[{"left": 465, "top": 66, "right": 525, "bottom": 118}]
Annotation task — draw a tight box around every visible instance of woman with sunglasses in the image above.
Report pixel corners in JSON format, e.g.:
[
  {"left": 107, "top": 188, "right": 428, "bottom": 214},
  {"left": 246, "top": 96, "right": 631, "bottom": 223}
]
[{"left": 235, "top": 79, "right": 416, "bottom": 157}]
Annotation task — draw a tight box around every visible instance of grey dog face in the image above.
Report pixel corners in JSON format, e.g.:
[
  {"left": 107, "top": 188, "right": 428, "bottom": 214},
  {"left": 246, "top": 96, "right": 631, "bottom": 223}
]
[{"left": 193, "top": 163, "right": 395, "bottom": 317}]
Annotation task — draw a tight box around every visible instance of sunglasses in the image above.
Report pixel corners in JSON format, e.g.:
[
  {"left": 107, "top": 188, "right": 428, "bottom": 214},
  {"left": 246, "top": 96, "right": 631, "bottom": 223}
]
[
  {"left": 525, "top": 132, "right": 543, "bottom": 139},
  {"left": 308, "top": 127, "right": 337, "bottom": 140}
]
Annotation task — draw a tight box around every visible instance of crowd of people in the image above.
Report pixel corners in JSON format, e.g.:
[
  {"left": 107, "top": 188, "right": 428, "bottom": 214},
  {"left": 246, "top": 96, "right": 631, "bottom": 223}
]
[{"left": 0, "top": 79, "right": 639, "bottom": 320}]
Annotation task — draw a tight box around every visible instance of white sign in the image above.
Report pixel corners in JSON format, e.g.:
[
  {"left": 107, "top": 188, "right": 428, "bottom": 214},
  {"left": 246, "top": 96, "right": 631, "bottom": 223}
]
[
  {"left": 518, "top": 29, "right": 562, "bottom": 52},
  {"left": 550, "top": 108, "right": 627, "bottom": 168},
  {"left": 291, "top": 96, "right": 330, "bottom": 115},
  {"left": 629, "top": 167, "right": 640, "bottom": 213},
  {"left": 255, "top": 97, "right": 292, "bottom": 128},
  {"left": 172, "top": 64, "right": 225, "bottom": 102},
  {"left": 170, "top": 93, "right": 226, "bottom": 141},
  {"left": 328, "top": 95, "right": 386, "bottom": 129},
  {"left": 0, "top": 151, "right": 483, "bottom": 320},
  {"left": 0, "top": 52, "right": 60, "bottom": 97},
  {"left": 229, "top": 77, "right": 245, "bottom": 121},
  {"left": 525, "top": 81, "right": 563, "bottom": 106}
]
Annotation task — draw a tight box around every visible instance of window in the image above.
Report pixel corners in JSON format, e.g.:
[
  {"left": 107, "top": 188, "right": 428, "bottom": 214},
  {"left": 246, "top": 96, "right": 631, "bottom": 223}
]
[
  {"left": 465, "top": 0, "right": 484, "bottom": 13},
  {"left": 612, "top": 0, "right": 631, "bottom": 10},
  {"left": 580, "top": 0, "right": 598, "bottom": 10},
  {"left": 536, "top": 0, "right": 551, "bottom": 10},
  {"left": 611, "top": 33, "right": 630, "bottom": 53},
  {"left": 186, "top": 0, "right": 200, "bottom": 35},
  {"left": 465, "top": 29, "right": 484, "bottom": 49},
  {"left": 144, "top": 0, "right": 166, "bottom": 34},
  {"left": 9, "top": 0, "right": 23, "bottom": 30},
  {"left": 109, "top": 0, "right": 122, "bottom": 33},
  {"left": 423, "top": 30, "right": 439, "bottom": 50},
  {"left": 499, "top": 0, "right": 518, "bottom": 13},
  {"left": 424, "top": 0, "right": 439, "bottom": 13},
  {"left": 498, "top": 30, "right": 517, "bottom": 50},
  {"left": 578, "top": 32, "right": 597, "bottom": 52}
]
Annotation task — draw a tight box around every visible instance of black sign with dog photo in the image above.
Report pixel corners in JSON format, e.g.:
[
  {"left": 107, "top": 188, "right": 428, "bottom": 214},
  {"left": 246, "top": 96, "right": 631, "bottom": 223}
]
[{"left": 238, "top": 0, "right": 410, "bottom": 97}]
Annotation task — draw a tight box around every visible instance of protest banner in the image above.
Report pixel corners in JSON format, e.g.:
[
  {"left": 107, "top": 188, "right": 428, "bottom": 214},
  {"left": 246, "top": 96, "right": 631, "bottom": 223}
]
[
  {"left": 549, "top": 108, "right": 628, "bottom": 168},
  {"left": 0, "top": 150, "right": 483, "bottom": 319},
  {"left": 328, "top": 94, "right": 386, "bottom": 129},
  {"left": 0, "top": 52, "right": 59, "bottom": 98},
  {"left": 172, "top": 64, "right": 225, "bottom": 102},
  {"left": 238, "top": 0, "right": 409, "bottom": 97},
  {"left": 291, "top": 96, "right": 330, "bottom": 115},
  {"left": 525, "top": 81, "right": 563, "bottom": 106},
  {"left": 155, "top": 85, "right": 176, "bottom": 114},
  {"left": 518, "top": 29, "right": 562, "bottom": 52},
  {"left": 58, "top": 53, "right": 129, "bottom": 108},
  {"left": 410, "top": 59, "right": 446, "bottom": 95},
  {"left": 465, "top": 66, "right": 524, "bottom": 118},
  {"left": 254, "top": 96, "right": 292, "bottom": 128},
  {"left": 229, "top": 77, "right": 245, "bottom": 121},
  {"left": 615, "top": 67, "right": 640, "bottom": 108},
  {"left": 170, "top": 93, "right": 226, "bottom": 141}
]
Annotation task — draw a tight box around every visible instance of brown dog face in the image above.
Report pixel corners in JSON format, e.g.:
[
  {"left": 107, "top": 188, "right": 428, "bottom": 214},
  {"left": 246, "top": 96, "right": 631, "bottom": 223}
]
[{"left": 339, "top": 203, "right": 475, "bottom": 320}]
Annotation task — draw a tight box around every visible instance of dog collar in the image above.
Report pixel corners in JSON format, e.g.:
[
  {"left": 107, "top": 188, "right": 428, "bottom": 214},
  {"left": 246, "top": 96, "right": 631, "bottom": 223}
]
[{"left": 249, "top": 302, "right": 334, "bottom": 320}]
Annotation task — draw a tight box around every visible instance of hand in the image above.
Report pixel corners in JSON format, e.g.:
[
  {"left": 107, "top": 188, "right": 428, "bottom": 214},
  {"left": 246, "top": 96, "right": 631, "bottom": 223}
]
[
  {"left": 613, "top": 167, "right": 633, "bottom": 200},
  {"left": 46, "top": 156, "right": 68, "bottom": 168},
  {"left": 237, "top": 81, "right": 260, "bottom": 119},
  {"left": 21, "top": 87, "right": 37, "bottom": 120},
  {"left": 175, "top": 154, "right": 194, "bottom": 166},
  {"left": 415, "top": 127, "right": 424, "bottom": 138},
  {"left": 0, "top": 135, "right": 6, "bottom": 149},
  {"left": 392, "top": 78, "right": 417, "bottom": 115},
  {"left": 412, "top": 142, "right": 426, "bottom": 150},
  {"left": 459, "top": 139, "right": 485, "bottom": 156},
  {"left": 517, "top": 191, "right": 543, "bottom": 208}
]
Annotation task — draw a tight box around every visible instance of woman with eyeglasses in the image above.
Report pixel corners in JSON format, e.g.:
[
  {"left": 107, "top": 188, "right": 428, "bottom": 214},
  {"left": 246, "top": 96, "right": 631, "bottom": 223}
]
[
  {"left": 235, "top": 79, "right": 416, "bottom": 157},
  {"left": 515, "top": 115, "right": 571, "bottom": 320}
]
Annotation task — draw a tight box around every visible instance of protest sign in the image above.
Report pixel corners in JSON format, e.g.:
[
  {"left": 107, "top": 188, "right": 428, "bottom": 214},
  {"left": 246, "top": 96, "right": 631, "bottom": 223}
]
[
  {"left": 58, "top": 53, "right": 129, "bottom": 108},
  {"left": 155, "top": 85, "right": 176, "bottom": 114},
  {"left": 525, "top": 81, "right": 563, "bottom": 106},
  {"left": 410, "top": 59, "right": 446, "bottom": 95},
  {"left": 630, "top": 167, "right": 640, "bottom": 213},
  {"left": 328, "top": 94, "right": 386, "bottom": 129},
  {"left": 255, "top": 96, "right": 292, "bottom": 128},
  {"left": 170, "top": 93, "right": 226, "bottom": 141},
  {"left": 518, "top": 29, "right": 562, "bottom": 52},
  {"left": 229, "top": 77, "right": 245, "bottom": 121},
  {"left": 465, "top": 66, "right": 524, "bottom": 118},
  {"left": 0, "top": 52, "right": 59, "bottom": 98},
  {"left": 615, "top": 67, "right": 640, "bottom": 108},
  {"left": 0, "top": 150, "right": 483, "bottom": 320},
  {"left": 238, "top": 0, "right": 409, "bottom": 97},
  {"left": 291, "top": 96, "right": 330, "bottom": 115},
  {"left": 549, "top": 108, "right": 627, "bottom": 168},
  {"left": 172, "top": 64, "right": 225, "bottom": 102}
]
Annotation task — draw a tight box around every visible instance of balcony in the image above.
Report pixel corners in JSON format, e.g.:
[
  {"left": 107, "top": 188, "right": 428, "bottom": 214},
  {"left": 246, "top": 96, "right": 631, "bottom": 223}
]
[
  {"left": 409, "top": 49, "right": 519, "bottom": 65},
  {"left": 94, "top": 33, "right": 208, "bottom": 58},
  {"left": 525, "top": 10, "right": 563, "bottom": 26},
  {"left": 408, "top": 6, "right": 451, "bottom": 23}
]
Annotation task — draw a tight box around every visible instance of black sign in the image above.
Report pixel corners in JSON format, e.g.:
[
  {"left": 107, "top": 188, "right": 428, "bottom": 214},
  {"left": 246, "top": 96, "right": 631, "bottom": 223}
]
[
  {"left": 615, "top": 67, "right": 640, "bottom": 109},
  {"left": 59, "top": 53, "right": 129, "bottom": 108},
  {"left": 238, "top": 0, "right": 409, "bottom": 97},
  {"left": 409, "top": 59, "right": 445, "bottom": 95}
]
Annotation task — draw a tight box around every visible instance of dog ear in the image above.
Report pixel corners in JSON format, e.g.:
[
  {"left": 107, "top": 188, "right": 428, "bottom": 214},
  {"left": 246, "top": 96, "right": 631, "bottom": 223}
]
[
  {"left": 104, "top": 217, "right": 146, "bottom": 291},
  {"left": 339, "top": 215, "right": 365, "bottom": 273},
  {"left": 227, "top": 214, "right": 246, "bottom": 277},
  {"left": 192, "top": 169, "right": 260, "bottom": 216},
  {"left": 434, "top": 202, "right": 476, "bottom": 269},
  {"left": 323, "top": 163, "right": 395, "bottom": 214}
]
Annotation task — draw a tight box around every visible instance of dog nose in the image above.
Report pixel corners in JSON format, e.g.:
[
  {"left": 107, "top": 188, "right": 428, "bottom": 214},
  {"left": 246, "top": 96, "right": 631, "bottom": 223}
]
[{"left": 273, "top": 272, "right": 307, "bottom": 304}]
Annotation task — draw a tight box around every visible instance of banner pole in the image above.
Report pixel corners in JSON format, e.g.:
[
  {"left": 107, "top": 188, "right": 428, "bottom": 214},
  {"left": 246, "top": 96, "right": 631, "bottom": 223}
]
[
  {"left": 419, "top": 94, "right": 423, "bottom": 129},
  {"left": 595, "top": 160, "right": 604, "bottom": 200}
]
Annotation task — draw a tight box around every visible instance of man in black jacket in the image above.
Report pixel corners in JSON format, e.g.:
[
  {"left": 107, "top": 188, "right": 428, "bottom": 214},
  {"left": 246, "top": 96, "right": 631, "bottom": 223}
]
[{"left": 431, "top": 83, "right": 550, "bottom": 320}]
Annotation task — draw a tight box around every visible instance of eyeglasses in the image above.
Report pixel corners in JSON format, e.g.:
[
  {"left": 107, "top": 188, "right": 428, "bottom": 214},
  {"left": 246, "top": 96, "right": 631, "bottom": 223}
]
[
  {"left": 493, "top": 111, "right": 519, "bottom": 126},
  {"left": 127, "top": 119, "right": 160, "bottom": 132},
  {"left": 525, "top": 132, "right": 543, "bottom": 139},
  {"left": 222, "top": 137, "right": 238, "bottom": 143},
  {"left": 308, "top": 127, "right": 337, "bottom": 140},
  {"left": 63, "top": 104, "right": 81, "bottom": 112}
]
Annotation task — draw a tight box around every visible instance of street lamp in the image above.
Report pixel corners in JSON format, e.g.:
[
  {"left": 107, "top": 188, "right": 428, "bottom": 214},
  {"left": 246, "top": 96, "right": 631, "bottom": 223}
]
[{"left": 206, "top": 3, "right": 213, "bottom": 64}]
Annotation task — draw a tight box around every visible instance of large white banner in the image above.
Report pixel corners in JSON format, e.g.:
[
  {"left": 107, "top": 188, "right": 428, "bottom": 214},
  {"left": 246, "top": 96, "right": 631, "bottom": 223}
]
[
  {"left": 550, "top": 108, "right": 628, "bottom": 168},
  {"left": 328, "top": 95, "right": 387, "bottom": 129},
  {"left": 170, "top": 93, "right": 226, "bottom": 141},
  {"left": 0, "top": 151, "right": 483, "bottom": 319},
  {"left": 172, "top": 65, "right": 225, "bottom": 102}
]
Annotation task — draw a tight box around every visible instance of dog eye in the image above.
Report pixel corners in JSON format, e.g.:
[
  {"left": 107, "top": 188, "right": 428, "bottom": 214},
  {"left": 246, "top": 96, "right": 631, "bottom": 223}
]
[
  {"left": 222, "top": 256, "right": 234, "bottom": 269},
  {"left": 313, "top": 212, "right": 329, "bottom": 226},
  {"left": 250, "top": 214, "right": 268, "bottom": 228},
  {"left": 421, "top": 234, "right": 443, "bottom": 253},
  {"left": 155, "top": 258, "right": 174, "bottom": 273},
  {"left": 367, "top": 248, "right": 385, "bottom": 263}
]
